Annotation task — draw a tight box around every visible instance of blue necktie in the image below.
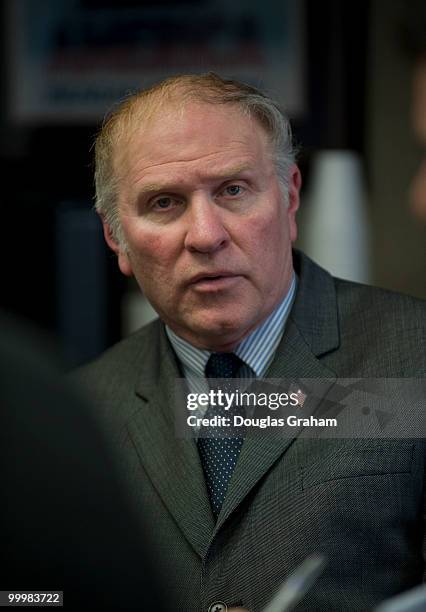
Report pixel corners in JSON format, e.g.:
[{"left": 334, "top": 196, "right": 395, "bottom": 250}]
[{"left": 197, "top": 353, "right": 245, "bottom": 518}]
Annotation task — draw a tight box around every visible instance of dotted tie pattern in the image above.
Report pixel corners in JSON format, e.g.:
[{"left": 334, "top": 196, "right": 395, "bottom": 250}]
[{"left": 197, "top": 353, "right": 245, "bottom": 518}]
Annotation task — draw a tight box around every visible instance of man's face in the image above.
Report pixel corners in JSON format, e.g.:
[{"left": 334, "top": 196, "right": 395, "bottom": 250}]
[{"left": 104, "top": 101, "right": 300, "bottom": 351}]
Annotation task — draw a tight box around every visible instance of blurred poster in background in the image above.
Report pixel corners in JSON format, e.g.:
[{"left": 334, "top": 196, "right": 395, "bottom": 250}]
[{"left": 6, "top": 0, "right": 306, "bottom": 124}]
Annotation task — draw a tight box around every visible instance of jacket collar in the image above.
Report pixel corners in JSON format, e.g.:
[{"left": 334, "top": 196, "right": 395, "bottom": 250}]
[
  {"left": 290, "top": 249, "right": 340, "bottom": 358},
  {"left": 130, "top": 250, "right": 340, "bottom": 554}
]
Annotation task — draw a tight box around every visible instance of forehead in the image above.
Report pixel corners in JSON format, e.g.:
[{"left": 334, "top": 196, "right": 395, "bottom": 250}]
[{"left": 115, "top": 101, "right": 273, "bottom": 182}]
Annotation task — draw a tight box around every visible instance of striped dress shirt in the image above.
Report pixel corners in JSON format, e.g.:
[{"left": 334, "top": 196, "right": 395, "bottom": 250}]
[{"left": 166, "top": 274, "right": 297, "bottom": 421}]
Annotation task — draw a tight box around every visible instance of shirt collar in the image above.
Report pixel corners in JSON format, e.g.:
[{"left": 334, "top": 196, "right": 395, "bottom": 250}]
[{"left": 166, "top": 273, "right": 297, "bottom": 379}]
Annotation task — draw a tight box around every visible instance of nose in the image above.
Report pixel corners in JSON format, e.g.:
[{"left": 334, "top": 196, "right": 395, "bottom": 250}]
[{"left": 184, "top": 197, "right": 230, "bottom": 254}]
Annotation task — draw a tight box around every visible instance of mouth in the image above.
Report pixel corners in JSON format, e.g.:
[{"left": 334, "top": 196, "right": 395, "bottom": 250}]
[{"left": 189, "top": 272, "right": 242, "bottom": 290}]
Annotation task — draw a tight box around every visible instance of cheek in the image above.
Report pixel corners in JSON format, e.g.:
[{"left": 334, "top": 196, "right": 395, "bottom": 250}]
[
  {"left": 248, "top": 205, "right": 289, "bottom": 248},
  {"left": 125, "top": 223, "right": 179, "bottom": 271},
  {"left": 252, "top": 212, "right": 293, "bottom": 300},
  {"left": 127, "top": 234, "right": 175, "bottom": 301},
  {"left": 238, "top": 214, "right": 289, "bottom": 283}
]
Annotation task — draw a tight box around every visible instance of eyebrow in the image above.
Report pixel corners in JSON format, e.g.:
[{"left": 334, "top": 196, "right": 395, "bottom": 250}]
[{"left": 136, "top": 164, "right": 255, "bottom": 197}]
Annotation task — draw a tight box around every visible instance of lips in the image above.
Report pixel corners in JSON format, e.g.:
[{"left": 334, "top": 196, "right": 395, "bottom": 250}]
[
  {"left": 187, "top": 271, "right": 243, "bottom": 292},
  {"left": 189, "top": 271, "right": 238, "bottom": 284}
]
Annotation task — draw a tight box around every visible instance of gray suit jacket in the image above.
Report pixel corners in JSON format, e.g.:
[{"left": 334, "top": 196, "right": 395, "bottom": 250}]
[{"left": 77, "top": 251, "right": 426, "bottom": 611}]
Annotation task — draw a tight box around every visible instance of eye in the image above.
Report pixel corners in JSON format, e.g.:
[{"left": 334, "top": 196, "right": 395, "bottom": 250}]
[
  {"left": 151, "top": 195, "right": 180, "bottom": 211},
  {"left": 222, "top": 184, "right": 245, "bottom": 197}
]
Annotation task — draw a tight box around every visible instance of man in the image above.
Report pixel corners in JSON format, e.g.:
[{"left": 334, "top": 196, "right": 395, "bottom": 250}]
[{"left": 78, "top": 74, "right": 425, "bottom": 611}]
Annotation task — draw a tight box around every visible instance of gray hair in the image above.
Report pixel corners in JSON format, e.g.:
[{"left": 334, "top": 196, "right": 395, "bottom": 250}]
[{"left": 94, "top": 73, "right": 297, "bottom": 244}]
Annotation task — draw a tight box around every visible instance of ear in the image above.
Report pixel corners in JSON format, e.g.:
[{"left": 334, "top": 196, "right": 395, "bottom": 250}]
[
  {"left": 286, "top": 164, "right": 302, "bottom": 243},
  {"left": 101, "top": 220, "right": 134, "bottom": 277}
]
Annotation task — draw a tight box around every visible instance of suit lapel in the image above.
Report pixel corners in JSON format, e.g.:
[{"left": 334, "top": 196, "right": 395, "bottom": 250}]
[
  {"left": 127, "top": 324, "right": 214, "bottom": 559},
  {"left": 125, "top": 252, "right": 342, "bottom": 546},
  {"left": 216, "top": 252, "right": 340, "bottom": 529}
]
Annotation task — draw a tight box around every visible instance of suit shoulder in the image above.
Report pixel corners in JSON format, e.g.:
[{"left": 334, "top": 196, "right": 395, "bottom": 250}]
[
  {"left": 332, "top": 278, "right": 425, "bottom": 375},
  {"left": 334, "top": 278, "right": 426, "bottom": 324}
]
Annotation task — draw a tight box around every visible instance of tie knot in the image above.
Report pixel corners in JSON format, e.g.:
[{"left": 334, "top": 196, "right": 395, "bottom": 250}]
[{"left": 205, "top": 352, "right": 243, "bottom": 379}]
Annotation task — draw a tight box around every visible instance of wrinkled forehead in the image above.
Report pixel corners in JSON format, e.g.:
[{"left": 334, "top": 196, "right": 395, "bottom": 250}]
[{"left": 112, "top": 98, "right": 274, "bottom": 177}]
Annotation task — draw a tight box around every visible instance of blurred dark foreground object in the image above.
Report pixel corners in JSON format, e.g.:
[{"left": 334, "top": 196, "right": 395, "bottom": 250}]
[{"left": 0, "top": 313, "right": 164, "bottom": 610}]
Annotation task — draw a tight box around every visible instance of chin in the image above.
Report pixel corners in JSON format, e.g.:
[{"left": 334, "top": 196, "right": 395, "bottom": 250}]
[{"left": 185, "top": 316, "right": 253, "bottom": 351}]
